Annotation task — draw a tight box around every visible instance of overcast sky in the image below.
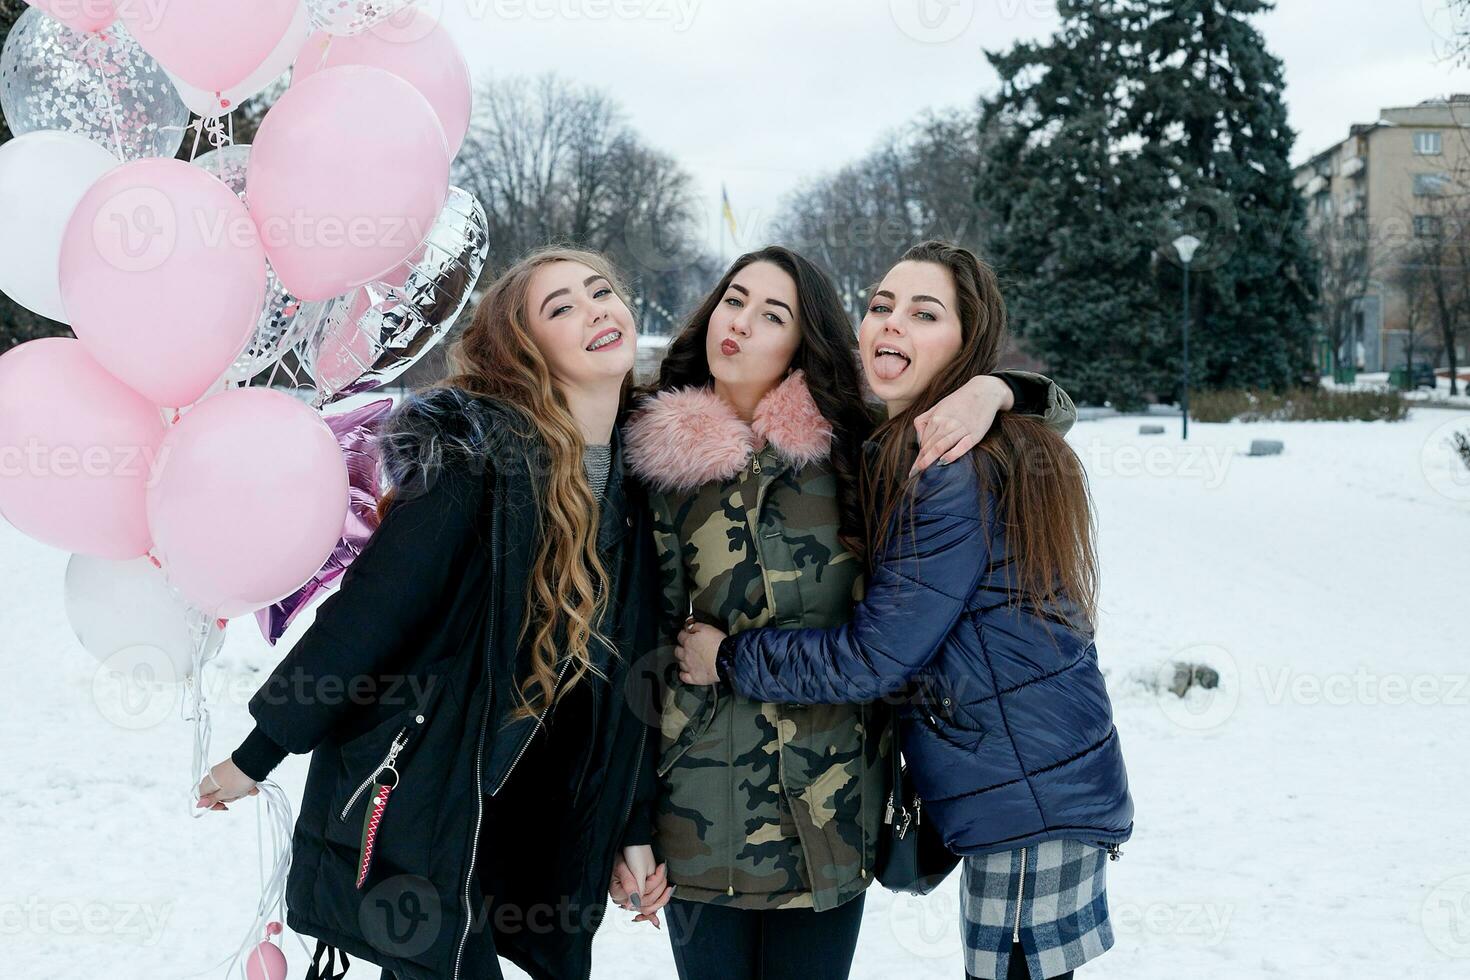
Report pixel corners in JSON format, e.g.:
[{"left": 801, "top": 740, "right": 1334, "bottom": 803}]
[{"left": 434, "top": 0, "right": 1470, "bottom": 256}]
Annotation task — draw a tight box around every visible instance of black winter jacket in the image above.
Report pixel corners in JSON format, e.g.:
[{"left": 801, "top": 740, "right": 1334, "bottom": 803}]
[{"left": 231, "top": 388, "right": 662, "bottom": 980}]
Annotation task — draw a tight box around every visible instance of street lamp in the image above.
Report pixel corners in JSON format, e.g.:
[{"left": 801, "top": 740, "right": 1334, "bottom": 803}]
[{"left": 1173, "top": 234, "right": 1201, "bottom": 441}]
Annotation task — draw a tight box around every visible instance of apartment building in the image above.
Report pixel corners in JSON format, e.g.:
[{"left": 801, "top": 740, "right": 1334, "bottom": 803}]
[{"left": 1292, "top": 96, "right": 1469, "bottom": 373}]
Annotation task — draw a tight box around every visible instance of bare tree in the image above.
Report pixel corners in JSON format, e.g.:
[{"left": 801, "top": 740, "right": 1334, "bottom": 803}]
[
  {"left": 1306, "top": 211, "right": 1377, "bottom": 378},
  {"left": 776, "top": 106, "right": 994, "bottom": 322},
  {"left": 1401, "top": 208, "right": 1468, "bottom": 395},
  {"left": 452, "top": 74, "right": 712, "bottom": 329}
]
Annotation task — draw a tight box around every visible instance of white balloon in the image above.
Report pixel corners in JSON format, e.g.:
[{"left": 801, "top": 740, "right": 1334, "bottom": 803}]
[
  {"left": 166, "top": 1, "right": 312, "bottom": 117},
  {"left": 64, "top": 554, "right": 199, "bottom": 684},
  {"left": 0, "top": 131, "right": 119, "bottom": 323}
]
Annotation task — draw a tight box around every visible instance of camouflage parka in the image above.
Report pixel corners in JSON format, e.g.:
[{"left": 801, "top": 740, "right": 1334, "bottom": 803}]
[
  {"left": 624, "top": 370, "right": 877, "bottom": 911},
  {"left": 622, "top": 369, "right": 1078, "bottom": 912}
]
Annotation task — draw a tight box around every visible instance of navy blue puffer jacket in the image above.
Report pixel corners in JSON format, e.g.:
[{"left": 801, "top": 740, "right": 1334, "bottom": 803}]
[{"left": 721, "top": 453, "right": 1133, "bottom": 857}]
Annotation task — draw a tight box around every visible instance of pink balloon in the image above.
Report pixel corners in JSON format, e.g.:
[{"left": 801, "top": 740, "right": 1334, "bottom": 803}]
[
  {"left": 0, "top": 338, "right": 163, "bottom": 559},
  {"left": 247, "top": 65, "right": 450, "bottom": 302},
  {"left": 147, "top": 388, "right": 349, "bottom": 619},
  {"left": 22, "top": 0, "right": 116, "bottom": 33},
  {"left": 59, "top": 157, "right": 267, "bottom": 408},
  {"left": 245, "top": 941, "right": 287, "bottom": 980},
  {"left": 115, "top": 0, "right": 299, "bottom": 93},
  {"left": 292, "top": 9, "right": 472, "bottom": 158}
]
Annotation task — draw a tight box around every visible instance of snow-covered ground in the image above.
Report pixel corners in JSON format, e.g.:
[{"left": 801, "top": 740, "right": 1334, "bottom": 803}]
[{"left": 3, "top": 409, "right": 1467, "bottom": 979}]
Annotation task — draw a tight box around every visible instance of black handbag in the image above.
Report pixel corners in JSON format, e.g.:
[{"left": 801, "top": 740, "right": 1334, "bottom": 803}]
[{"left": 875, "top": 710, "right": 961, "bottom": 895}]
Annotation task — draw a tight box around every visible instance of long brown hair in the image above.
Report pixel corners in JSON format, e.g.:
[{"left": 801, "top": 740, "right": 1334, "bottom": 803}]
[
  {"left": 379, "top": 246, "right": 633, "bottom": 720},
  {"left": 865, "top": 241, "right": 1098, "bottom": 628},
  {"left": 636, "top": 246, "right": 873, "bottom": 560}
]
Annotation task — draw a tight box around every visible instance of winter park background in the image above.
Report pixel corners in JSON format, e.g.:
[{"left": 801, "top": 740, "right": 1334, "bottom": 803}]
[{"left": 3, "top": 0, "right": 1470, "bottom": 977}]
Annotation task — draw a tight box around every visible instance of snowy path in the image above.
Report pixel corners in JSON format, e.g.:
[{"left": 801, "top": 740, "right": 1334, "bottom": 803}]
[{"left": 3, "top": 410, "right": 1466, "bottom": 978}]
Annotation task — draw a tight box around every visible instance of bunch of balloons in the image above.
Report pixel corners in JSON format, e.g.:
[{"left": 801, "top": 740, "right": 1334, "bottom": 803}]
[
  {"left": 0, "top": 1, "right": 486, "bottom": 975},
  {"left": 0, "top": 0, "right": 484, "bottom": 637}
]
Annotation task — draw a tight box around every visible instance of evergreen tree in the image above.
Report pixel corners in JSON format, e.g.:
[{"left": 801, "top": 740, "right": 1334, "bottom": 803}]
[
  {"left": 980, "top": 0, "right": 1317, "bottom": 406},
  {"left": 979, "top": 1, "right": 1176, "bottom": 409},
  {"left": 1130, "top": 0, "right": 1318, "bottom": 393}
]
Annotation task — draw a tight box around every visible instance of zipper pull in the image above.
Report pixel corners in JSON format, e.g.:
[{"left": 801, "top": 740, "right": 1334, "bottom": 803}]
[
  {"left": 386, "top": 729, "right": 409, "bottom": 762},
  {"left": 914, "top": 797, "right": 922, "bottom": 825},
  {"left": 751, "top": 455, "right": 762, "bottom": 475},
  {"left": 1106, "top": 843, "right": 1122, "bottom": 861},
  {"left": 884, "top": 793, "right": 895, "bottom": 826}
]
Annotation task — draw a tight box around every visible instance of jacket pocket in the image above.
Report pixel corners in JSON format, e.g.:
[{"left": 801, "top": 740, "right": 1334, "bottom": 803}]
[
  {"left": 332, "top": 711, "right": 426, "bottom": 891},
  {"left": 338, "top": 723, "right": 413, "bottom": 823},
  {"left": 657, "top": 682, "right": 717, "bottom": 776},
  {"left": 914, "top": 702, "right": 987, "bottom": 754}
]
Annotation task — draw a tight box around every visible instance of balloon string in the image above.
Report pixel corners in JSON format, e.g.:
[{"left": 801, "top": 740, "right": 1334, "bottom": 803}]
[
  {"left": 188, "top": 116, "right": 204, "bottom": 162},
  {"left": 75, "top": 33, "right": 127, "bottom": 161},
  {"left": 180, "top": 780, "right": 299, "bottom": 980},
  {"left": 185, "top": 610, "right": 226, "bottom": 820},
  {"left": 313, "top": 33, "right": 335, "bottom": 74}
]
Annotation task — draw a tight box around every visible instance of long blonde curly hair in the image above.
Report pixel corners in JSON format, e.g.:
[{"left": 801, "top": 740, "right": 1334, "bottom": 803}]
[{"left": 429, "top": 246, "right": 634, "bottom": 721}]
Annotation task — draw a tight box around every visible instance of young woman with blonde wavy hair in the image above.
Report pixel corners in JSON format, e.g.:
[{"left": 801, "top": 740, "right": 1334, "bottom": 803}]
[{"left": 195, "top": 247, "right": 674, "bottom": 980}]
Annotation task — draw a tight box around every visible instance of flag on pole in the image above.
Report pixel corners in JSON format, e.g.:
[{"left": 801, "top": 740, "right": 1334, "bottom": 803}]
[{"left": 721, "top": 184, "right": 738, "bottom": 240}]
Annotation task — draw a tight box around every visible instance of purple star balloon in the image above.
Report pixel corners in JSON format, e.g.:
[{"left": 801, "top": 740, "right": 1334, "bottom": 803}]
[{"left": 255, "top": 398, "right": 393, "bottom": 645}]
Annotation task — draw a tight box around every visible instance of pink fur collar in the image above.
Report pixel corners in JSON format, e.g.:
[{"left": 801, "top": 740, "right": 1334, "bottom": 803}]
[{"left": 624, "top": 370, "right": 833, "bottom": 493}]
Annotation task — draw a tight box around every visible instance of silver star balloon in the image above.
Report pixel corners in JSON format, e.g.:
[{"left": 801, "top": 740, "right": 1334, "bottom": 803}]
[{"left": 301, "top": 187, "right": 489, "bottom": 406}]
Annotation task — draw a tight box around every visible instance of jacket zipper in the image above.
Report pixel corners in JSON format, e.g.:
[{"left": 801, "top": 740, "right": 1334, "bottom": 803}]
[
  {"left": 338, "top": 727, "right": 410, "bottom": 821},
  {"left": 453, "top": 498, "right": 500, "bottom": 980},
  {"left": 569, "top": 580, "right": 610, "bottom": 807},
  {"left": 491, "top": 653, "right": 575, "bottom": 796},
  {"left": 1012, "top": 846, "right": 1027, "bottom": 943},
  {"left": 726, "top": 687, "right": 736, "bottom": 897}
]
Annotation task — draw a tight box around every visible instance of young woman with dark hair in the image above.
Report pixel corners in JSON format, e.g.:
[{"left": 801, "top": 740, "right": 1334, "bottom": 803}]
[
  {"left": 675, "top": 241, "right": 1134, "bottom": 980},
  {"left": 620, "top": 245, "right": 1078, "bottom": 979}
]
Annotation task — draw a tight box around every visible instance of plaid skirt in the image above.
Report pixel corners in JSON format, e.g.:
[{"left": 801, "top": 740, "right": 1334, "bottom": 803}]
[{"left": 961, "top": 839, "right": 1113, "bottom": 980}]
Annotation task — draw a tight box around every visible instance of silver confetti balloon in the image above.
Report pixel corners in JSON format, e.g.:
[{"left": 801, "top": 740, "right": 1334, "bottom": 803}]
[
  {"left": 303, "top": 187, "right": 488, "bottom": 405},
  {"left": 306, "top": 0, "right": 419, "bottom": 36},
  {"left": 0, "top": 10, "right": 187, "bottom": 162},
  {"left": 193, "top": 143, "right": 339, "bottom": 383}
]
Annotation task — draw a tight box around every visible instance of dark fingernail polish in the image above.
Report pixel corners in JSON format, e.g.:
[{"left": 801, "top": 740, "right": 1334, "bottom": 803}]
[{"left": 630, "top": 893, "right": 641, "bottom": 910}]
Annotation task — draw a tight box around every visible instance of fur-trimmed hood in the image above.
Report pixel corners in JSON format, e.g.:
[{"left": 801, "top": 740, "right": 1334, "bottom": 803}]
[
  {"left": 376, "top": 386, "right": 532, "bottom": 494},
  {"left": 623, "top": 370, "right": 833, "bottom": 493}
]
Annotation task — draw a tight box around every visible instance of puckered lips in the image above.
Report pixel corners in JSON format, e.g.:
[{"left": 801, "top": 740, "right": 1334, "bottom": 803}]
[
  {"left": 720, "top": 338, "right": 742, "bottom": 356},
  {"left": 586, "top": 327, "right": 624, "bottom": 352}
]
